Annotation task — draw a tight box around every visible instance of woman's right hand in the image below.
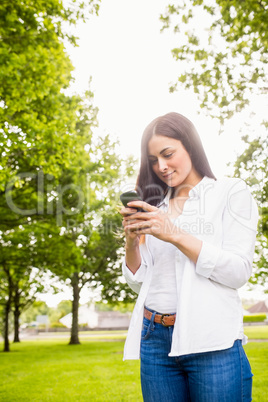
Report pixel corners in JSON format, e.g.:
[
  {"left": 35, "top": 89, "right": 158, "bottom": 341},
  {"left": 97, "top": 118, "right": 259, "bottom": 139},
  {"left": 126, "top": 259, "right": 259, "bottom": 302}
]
[
  {"left": 119, "top": 207, "right": 141, "bottom": 247},
  {"left": 119, "top": 207, "right": 142, "bottom": 273}
]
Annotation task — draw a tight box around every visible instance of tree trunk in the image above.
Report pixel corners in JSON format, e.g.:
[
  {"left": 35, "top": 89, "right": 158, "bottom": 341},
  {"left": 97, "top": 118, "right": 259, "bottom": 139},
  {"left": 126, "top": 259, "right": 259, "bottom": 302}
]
[
  {"left": 3, "top": 264, "right": 14, "bottom": 352},
  {"left": 13, "top": 285, "right": 20, "bottom": 343},
  {"left": 3, "top": 300, "right": 11, "bottom": 352},
  {"left": 13, "top": 306, "right": 20, "bottom": 343},
  {"left": 69, "top": 272, "right": 80, "bottom": 345}
]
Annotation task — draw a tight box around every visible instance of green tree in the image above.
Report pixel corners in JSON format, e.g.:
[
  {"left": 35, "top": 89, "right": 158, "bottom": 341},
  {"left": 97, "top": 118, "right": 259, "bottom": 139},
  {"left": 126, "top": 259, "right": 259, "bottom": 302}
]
[
  {"left": 27, "top": 86, "right": 137, "bottom": 345},
  {"left": 57, "top": 300, "right": 72, "bottom": 318},
  {"left": 40, "top": 135, "right": 136, "bottom": 345},
  {"left": 161, "top": 0, "right": 268, "bottom": 288},
  {"left": 233, "top": 132, "right": 268, "bottom": 289},
  {"left": 12, "top": 268, "right": 46, "bottom": 343},
  {"left": 161, "top": 0, "right": 268, "bottom": 123},
  {"left": 20, "top": 300, "right": 50, "bottom": 325},
  {"left": 0, "top": 225, "right": 49, "bottom": 350},
  {"left": 0, "top": 0, "right": 99, "bottom": 351},
  {"left": 1, "top": 84, "right": 136, "bottom": 350},
  {"left": 47, "top": 300, "right": 73, "bottom": 325},
  {"left": 0, "top": 0, "right": 138, "bottom": 352},
  {"left": 0, "top": 0, "right": 99, "bottom": 217}
]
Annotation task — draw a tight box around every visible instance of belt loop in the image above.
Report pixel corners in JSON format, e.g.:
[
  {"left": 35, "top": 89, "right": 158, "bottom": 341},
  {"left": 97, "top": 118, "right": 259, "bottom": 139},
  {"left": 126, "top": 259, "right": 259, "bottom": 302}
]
[{"left": 149, "top": 311, "right": 157, "bottom": 330}]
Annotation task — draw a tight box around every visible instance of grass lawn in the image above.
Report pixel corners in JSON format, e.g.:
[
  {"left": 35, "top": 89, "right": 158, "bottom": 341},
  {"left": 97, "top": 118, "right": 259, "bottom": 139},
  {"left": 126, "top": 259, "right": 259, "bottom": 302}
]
[
  {"left": 23, "top": 330, "right": 128, "bottom": 341},
  {"left": 0, "top": 326, "right": 267, "bottom": 401},
  {"left": 244, "top": 325, "right": 268, "bottom": 339},
  {"left": 244, "top": 342, "right": 268, "bottom": 402},
  {"left": 0, "top": 339, "right": 142, "bottom": 401}
]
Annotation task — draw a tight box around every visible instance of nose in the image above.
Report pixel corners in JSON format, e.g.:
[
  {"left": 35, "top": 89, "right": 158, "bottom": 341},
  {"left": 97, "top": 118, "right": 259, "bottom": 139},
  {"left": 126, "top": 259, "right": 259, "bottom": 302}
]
[{"left": 158, "top": 158, "right": 168, "bottom": 172}]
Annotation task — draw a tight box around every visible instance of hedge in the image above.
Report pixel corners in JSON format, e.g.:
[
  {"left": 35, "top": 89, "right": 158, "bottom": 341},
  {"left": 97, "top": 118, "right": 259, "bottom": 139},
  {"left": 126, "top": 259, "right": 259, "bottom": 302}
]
[
  {"left": 243, "top": 314, "right": 267, "bottom": 323},
  {"left": 50, "top": 322, "right": 67, "bottom": 328}
]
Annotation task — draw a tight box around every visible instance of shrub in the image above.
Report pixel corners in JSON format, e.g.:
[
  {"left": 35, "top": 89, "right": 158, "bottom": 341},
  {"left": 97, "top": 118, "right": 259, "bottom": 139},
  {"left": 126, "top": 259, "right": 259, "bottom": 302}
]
[
  {"left": 243, "top": 314, "right": 267, "bottom": 323},
  {"left": 79, "top": 323, "right": 88, "bottom": 329},
  {"left": 50, "top": 322, "right": 67, "bottom": 328}
]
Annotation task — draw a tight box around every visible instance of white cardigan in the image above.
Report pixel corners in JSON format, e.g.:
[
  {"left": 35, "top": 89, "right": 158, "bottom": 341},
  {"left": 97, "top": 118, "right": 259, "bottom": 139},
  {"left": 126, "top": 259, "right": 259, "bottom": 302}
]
[{"left": 122, "top": 177, "right": 259, "bottom": 360}]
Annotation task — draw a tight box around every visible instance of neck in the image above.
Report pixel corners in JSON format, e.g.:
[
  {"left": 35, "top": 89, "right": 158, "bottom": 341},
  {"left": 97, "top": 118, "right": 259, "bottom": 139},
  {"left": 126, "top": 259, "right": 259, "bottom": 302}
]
[{"left": 173, "top": 171, "right": 203, "bottom": 198}]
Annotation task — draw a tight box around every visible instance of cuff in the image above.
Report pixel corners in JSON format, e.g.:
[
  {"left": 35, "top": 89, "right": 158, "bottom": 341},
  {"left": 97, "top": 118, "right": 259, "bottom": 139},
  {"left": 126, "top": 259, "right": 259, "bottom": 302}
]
[
  {"left": 122, "top": 257, "right": 147, "bottom": 284},
  {"left": 196, "top": 241, "right": 221, "bottom": 278}
]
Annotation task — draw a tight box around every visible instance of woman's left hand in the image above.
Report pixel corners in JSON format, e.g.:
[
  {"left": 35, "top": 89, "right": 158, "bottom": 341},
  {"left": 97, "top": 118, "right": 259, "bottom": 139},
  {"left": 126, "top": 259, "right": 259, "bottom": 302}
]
[{"left": 124, "top": 200, "right": 177, "bottom": 242}]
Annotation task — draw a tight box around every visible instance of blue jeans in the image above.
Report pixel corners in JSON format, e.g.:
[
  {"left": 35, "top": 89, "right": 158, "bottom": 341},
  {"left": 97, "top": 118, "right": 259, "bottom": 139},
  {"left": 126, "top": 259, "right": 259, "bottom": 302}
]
[{"left": 140, "top": 310, "right": 253, "bottom": 402}]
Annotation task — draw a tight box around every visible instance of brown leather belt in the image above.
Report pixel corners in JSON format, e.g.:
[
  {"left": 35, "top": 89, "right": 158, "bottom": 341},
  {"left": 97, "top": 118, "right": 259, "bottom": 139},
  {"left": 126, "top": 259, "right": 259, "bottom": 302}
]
[{"left": 144, "top": 308, "right": 176, "bottom": 327}]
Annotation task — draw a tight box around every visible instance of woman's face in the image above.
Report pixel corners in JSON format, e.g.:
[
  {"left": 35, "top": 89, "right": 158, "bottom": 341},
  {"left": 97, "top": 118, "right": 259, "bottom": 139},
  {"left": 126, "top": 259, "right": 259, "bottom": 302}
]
[{"left": 147, "top": 134, "right": 200, "bottom": 191}]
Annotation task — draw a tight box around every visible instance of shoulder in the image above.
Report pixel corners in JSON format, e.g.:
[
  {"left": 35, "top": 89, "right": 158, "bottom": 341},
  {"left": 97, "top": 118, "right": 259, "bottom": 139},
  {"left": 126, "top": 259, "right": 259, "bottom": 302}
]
[
  {"left": 202, "top": 177, "right": 256, "bottom": 210},
  {"left": 196, "top": 176, "right": 244, "bottom": 198},
  {"left": 212, "top": 177, "right": 250, "bottom": 196},
  {"left": 215, "top": 176, "right": 244, "bottom": 188},
  {"left": 216, "top": 177, "right": 258, "bottom": 215}
]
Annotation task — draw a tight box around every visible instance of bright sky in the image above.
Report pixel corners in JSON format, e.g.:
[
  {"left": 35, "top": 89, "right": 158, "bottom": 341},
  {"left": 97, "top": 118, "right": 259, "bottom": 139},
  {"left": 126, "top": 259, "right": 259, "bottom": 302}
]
[{"left": 42, "top": 0, "right": 266, "bottom": 306}]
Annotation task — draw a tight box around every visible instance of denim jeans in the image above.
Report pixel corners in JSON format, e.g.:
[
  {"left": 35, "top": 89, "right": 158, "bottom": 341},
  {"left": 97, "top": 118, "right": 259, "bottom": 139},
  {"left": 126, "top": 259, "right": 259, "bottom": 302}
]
[{"left": 140, "top": 310, "right": 253, "bottom": 402}]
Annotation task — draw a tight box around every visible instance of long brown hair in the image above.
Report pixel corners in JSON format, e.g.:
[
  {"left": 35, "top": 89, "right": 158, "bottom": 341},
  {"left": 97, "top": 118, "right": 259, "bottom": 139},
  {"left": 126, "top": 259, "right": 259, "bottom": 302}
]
[{"left": 136, "top": 112, "right": 216, "bottom": 206}]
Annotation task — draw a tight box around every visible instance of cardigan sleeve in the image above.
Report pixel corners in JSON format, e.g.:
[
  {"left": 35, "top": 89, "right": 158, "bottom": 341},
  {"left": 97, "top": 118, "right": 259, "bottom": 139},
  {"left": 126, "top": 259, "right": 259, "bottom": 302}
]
[{"left": 195, "top": 179, "right": 259, "bottom": 289}]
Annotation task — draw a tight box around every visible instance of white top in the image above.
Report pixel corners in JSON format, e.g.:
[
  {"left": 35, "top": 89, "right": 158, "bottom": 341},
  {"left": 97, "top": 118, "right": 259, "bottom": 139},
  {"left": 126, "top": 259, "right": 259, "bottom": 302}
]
[
  {"left": 122, "top": 177, "right": 259, "bottom": 360},
  {"left": 145, "top": 236, "right": 178, "bottom": 313}
]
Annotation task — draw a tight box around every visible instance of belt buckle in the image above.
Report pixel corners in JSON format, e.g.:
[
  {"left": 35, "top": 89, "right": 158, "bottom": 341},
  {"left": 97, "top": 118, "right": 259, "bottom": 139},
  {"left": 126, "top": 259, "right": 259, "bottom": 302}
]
[{"left": 160, "top": 313, "right": 170, "bottom": 327}]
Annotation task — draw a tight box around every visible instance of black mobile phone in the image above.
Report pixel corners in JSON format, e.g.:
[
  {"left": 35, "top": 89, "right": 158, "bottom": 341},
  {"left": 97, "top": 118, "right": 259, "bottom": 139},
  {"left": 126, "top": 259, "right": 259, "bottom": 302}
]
[{"left": 120, "top": 190, "right": 145, "bottom": 212}]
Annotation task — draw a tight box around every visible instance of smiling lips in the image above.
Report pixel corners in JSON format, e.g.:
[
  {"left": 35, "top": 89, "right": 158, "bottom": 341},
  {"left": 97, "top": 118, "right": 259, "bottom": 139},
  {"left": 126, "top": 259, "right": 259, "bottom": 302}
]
[{"left": 162, "top": 171, "right": 175, "bottom": 179}]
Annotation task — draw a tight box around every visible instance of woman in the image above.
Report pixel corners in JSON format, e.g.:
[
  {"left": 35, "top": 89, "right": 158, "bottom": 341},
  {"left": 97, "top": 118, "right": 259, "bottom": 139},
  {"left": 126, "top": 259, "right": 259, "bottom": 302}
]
[{"left": 120, "top": 112, "right": 258, "bottom": 402}]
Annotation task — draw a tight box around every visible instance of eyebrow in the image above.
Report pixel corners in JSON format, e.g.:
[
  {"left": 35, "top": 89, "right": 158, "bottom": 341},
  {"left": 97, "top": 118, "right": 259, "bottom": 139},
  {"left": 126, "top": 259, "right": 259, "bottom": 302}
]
[{"left": 148, "top": 147, "right": 174, "bottom": 158}]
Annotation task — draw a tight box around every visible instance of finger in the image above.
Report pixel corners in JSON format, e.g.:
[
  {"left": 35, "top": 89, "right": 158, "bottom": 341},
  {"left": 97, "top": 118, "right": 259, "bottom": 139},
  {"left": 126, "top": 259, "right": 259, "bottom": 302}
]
[
  {"left": 132, "top": 227, "right": 151, "bottom": 234},
  {"left": 119, "top": 207, "right": 141, "bottom": 216},
  {"left": 123, "top": 219, "right": 143, "bottom": 229},
  {"left": 126, "top": 219, "right": 164, "bottom": 236},
  {"left": 128, "top": 226, "right": 151, "bottom": 234},
  {"left": 125, "top": 210, "right": 159, "bottom": 221},
  {"left": 125, "top": 220, "right": 152, "bottom": 231},
  {"left": 124, "top": 226, "right": 141, "bottom": 235},
  {"left": 127, "top": 201, "right": 158, "bottom": 212},
  {"left": 124, "top": 218, "right": 147, "bottom": 227}
]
